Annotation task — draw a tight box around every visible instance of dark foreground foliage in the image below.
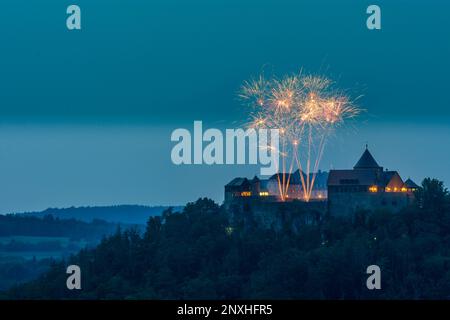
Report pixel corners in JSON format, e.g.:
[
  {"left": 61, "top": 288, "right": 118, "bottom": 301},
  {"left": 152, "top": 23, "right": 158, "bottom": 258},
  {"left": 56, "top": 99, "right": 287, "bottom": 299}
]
[{"left": 3, "top": 178, "right": 450, "bottom": 299}]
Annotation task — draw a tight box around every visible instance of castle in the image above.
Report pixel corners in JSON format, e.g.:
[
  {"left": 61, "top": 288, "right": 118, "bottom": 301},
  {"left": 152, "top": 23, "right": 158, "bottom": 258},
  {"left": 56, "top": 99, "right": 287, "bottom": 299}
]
[
  {"left": 327, "top": 147, "right": 418, "bottom": 216},
  {"left": 224, "top": 147, "right": 419, "bottom": 225}
]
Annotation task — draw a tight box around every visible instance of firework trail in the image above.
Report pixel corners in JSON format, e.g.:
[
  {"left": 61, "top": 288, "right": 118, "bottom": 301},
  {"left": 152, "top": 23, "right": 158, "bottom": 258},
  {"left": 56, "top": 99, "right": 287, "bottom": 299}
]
[{"left": 240, "top": 71, "right": 360, "bottom": 201}]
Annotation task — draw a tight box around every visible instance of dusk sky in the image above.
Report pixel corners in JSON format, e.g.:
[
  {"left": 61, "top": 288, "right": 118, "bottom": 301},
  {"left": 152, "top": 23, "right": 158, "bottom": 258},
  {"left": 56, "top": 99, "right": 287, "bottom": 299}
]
[{"left": 0, "top": 0, "right": 449, "bottom": 213}]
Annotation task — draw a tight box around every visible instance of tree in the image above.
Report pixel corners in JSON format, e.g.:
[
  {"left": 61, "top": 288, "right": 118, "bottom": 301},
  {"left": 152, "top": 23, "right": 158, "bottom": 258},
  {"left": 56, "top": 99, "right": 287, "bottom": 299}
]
[{"left": 417, "top": 178, "right": 449, "bottom": 212}]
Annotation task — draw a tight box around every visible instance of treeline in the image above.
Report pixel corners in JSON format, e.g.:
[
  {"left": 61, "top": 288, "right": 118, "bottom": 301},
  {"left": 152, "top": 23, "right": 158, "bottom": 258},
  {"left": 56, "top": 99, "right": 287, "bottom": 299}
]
[
  {"left": 0, "top": 214, "right": 119, "bottom": 241},
  {"left": 21, "top": 205, "right": 183, "bottom": 225},
  {"left": 4, "top": 178, "right": 450, "bottom": 299},
  {"left": 0, "top": 257, "right": 51, "bottom": 291},
  {"left": 0, "top": 240, "right": 67, "bottom": 252}
]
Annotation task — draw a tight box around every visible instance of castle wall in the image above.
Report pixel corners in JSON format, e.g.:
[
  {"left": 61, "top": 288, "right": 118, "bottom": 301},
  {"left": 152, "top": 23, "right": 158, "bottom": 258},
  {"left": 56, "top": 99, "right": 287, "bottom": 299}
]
[
  {"left": 227, "top": 197, "right": 326, "bottom": 232},
  {"left": 328, "top": 191, "right": 415, "bottom": 216}
]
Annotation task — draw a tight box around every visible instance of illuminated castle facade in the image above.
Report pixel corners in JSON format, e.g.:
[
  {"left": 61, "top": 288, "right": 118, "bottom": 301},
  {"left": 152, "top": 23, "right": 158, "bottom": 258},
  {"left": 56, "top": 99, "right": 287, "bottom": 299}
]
[
  {"left": 224, "top": 147, "right": 419, "bottom": 218},
  {"left": 327, "top": 147, "right": 418, "bottom": 216},
  {"left": 224, "top": 170, "right": 328, "bottom": 207}
]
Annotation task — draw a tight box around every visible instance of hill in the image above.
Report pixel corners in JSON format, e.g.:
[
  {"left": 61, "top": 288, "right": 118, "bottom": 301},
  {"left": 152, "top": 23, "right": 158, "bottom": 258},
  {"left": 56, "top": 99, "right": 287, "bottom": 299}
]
[
  {"left": 4, "top": 178, "right": 450, "bottom": 299},
  {"left": 17, "top": 205, "right": 183, "bottom": 225}
]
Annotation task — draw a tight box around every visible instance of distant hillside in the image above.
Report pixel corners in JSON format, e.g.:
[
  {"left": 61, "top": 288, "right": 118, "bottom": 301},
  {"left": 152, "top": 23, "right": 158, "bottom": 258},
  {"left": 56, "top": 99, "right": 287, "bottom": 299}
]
[
  {"left": 0, "top": 214, "right": 118, "bottom": 241},
  {"left": 18, "top": 205, "right": 183, "bottom": 225},
  {"left": 0, "top": 205, "right": 181, "bottom": 291}
]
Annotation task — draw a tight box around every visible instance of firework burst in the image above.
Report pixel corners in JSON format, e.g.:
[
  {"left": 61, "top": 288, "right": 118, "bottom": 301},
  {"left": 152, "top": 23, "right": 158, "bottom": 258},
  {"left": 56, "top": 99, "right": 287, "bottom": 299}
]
[{"left": 240, "top": 71, "right": 360, "bottom": 201}]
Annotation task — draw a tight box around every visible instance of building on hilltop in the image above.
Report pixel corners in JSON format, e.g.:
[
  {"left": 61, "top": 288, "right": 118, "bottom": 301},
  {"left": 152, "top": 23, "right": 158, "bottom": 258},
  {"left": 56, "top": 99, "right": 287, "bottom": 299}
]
[
  {"left": 224, "top": 146, "right": 419, "bottom": 222},
  {"left": 327, "top": 146, "right": 419, "bottom": 216},
  {"left": 224, "top": 169, "right": 328, "bottom": 210}
]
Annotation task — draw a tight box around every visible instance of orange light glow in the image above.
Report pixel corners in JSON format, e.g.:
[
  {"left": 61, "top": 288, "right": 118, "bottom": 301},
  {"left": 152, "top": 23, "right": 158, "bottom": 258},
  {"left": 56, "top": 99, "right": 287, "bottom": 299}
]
[
  {"left": 240, "top": 73, "right": 360, "bottom": 202},
  {"left": 240, "top": 191, "right": 251, "bottom": 197},
  {"left": 259, "top": 191, "right": 269, "bottom": 197},
  {"left": 369, "top": 186, "right": 378, "bottom": 193}
]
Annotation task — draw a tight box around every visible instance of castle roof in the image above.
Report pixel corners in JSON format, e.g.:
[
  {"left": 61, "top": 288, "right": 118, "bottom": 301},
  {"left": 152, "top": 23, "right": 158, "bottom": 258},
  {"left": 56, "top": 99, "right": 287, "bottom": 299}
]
[
  {"left": 404, "top": 178, "right": 419, "bottom": 189},
  {"left": 353, "top": 148, "right": 381, "bottom": 169},
  {"left": 225, "top": 177, "right": 249, "bottom": 187},
  {"left": 269, "top": 172, "right": 292, "bottom": 180},
  {"left": 380, "top": 171, "right": 397, "bottom": 185},
  {"left": 328, "top": 169, "right": 402, "bottom": 187},
  {"left": 328, "top": 169, "right": 379, "bottom": 186},
  {"left": 327, "top": 147, "right": 411, "bottom": 188},
  {"left": 260, "top": 179, "right": 269, "bottom": 190},
  {"left": 269, "top": 170, "right": 328, "bottom": 188}
]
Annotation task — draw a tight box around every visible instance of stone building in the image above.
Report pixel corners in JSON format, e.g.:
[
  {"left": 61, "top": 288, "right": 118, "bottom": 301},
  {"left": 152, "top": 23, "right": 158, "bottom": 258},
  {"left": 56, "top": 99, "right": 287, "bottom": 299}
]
[
  {"left": 327, "top": 147, "right": 419, "bottom": 216},
  {"left": 224, "top": 169, "right": 328, "bottom": 209},
  {"left": 224, "top": 171, "right": 327, "bottom": 231},
  {"left": 223, "top": 146, "right": 420, "bottom": 230}
]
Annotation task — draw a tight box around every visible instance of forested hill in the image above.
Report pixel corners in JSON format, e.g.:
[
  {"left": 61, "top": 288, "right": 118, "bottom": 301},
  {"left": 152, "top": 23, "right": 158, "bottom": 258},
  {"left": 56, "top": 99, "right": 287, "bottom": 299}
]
[
  {"left": 4, "top": 178, "right": 450, "bottom": 300},
  {"left": 15, "top": 205, "right": 183, "bottom": 225},
  {"left": 0, "top": 214, "right": 119, "bottom": 241}
]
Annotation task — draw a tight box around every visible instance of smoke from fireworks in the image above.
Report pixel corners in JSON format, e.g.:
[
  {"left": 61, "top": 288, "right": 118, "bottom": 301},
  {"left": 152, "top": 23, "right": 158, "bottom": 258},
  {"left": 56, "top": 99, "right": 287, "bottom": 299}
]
[{"left": 240, "top": 71, "right": 360, "bottom": 201}]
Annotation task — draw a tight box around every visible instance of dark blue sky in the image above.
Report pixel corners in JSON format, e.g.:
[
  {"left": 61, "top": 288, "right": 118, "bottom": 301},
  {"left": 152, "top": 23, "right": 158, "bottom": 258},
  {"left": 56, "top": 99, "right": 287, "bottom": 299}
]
[{"left": 0, "top": 1, "right": 449, "bottom": 213}]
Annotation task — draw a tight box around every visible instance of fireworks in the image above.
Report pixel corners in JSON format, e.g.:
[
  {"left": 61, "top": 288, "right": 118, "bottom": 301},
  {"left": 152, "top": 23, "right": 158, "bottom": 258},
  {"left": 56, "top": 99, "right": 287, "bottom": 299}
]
[{"left": 240, "top": 71, "right": 360, "bottom": 201}]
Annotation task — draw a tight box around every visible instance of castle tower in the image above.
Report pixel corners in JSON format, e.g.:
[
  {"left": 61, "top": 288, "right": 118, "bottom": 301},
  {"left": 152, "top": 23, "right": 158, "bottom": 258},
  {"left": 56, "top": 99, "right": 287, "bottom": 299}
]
[
  {"left": 353, "top": 147, "right": 382, "bottom": 171},
  {"left": 251, "top": 176, "right": 261, "bottom": 195}
]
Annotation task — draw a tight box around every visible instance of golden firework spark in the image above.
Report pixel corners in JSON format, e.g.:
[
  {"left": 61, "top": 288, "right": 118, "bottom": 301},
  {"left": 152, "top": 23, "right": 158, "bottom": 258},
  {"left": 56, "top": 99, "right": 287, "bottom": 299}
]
[{"left": 240, "top": 70, "right": 361, "bottom": 201}]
